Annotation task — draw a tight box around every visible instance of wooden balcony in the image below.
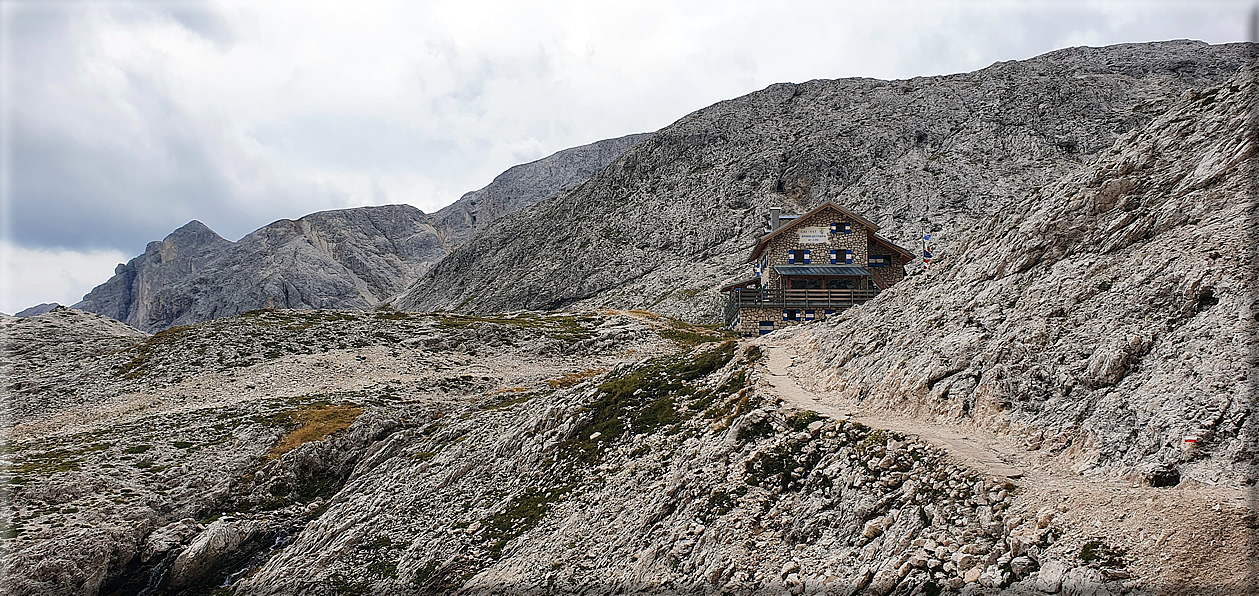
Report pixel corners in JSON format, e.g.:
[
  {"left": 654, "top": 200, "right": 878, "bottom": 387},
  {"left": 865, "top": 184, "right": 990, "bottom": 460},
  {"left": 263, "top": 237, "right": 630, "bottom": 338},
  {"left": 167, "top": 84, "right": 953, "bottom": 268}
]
[{"left": 724, "top": 287, "right": 880, "bottom": 324}]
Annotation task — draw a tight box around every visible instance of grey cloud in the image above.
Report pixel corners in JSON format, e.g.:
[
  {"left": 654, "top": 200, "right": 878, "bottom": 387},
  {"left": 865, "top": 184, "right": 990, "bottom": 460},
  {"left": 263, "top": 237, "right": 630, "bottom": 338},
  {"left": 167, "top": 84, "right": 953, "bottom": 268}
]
[
  {"left": 6, "top": 4, "right": 340, "bottom": 253},
  {"left": 157, "top": 4, "right": 239, "bottom": 49},
  {"left": 250, "top": 115, "right": 465, "bottom": 173},
  {"left": 4, "top": 0, "right": 1249, "bottom": 260}
]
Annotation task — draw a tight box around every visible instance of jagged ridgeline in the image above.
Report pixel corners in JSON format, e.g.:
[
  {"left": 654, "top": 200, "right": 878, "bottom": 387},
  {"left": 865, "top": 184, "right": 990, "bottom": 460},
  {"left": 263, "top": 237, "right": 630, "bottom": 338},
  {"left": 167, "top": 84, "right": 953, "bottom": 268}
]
[
  {"left": 394, "top": 40, "right": 1255, "bottom": 320},
  {"left": 2, "top": 308, "right": 1033, "bottom": 594},
  {"left": 72, "top": 134, "right": 649, "bottom": 333}
]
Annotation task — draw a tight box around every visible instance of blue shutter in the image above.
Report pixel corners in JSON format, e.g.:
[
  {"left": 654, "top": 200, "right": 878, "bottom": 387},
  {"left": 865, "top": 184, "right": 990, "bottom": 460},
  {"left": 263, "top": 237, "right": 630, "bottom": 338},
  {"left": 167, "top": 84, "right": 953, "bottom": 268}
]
[
  {"left": 782, "top": 310, "right": 790, "bottom": 321},
  {"left": 830, "top": 222, "right": 838, "bottom": 234},
  {"left": 804, "top": 310, "right": 815, "bottom": 321},
  {"left": 844, "top": 223, "right": 853, "bottom": 234},
  {"left": 829, "top": 249, "right": 837, "bottom": 264},
  {"left": 787, "top": 250, "right": 795, "bottom": 264},
  {"left": 845, "top": 249, "right": 853, "bottom": 264},
  {"left": 759, "top": 321, "right": 775, "bottom": 335},
  {"left": 802, "top": 249, "right": 810, "bottom": 264},
  {"left": 825, "top": 309, "right": 835, "bottom": 316}
]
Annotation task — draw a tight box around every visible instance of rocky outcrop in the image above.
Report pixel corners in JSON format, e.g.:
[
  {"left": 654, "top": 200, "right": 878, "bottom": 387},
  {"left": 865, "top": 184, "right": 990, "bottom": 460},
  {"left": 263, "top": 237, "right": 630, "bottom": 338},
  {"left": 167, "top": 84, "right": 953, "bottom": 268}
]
[
  {"left": 1, "top": 306, "right": 148, "bottom": 425},
  {"left": 14, "top": 303, "right": 60, "bottom": 318},
  {"left": 394, "top": 40, "right": 1256, "bottom": 320},
  {"left": 431, "top": 133, "right": 651, "bottom": 248},
  {"left": 72, "top": 134, "right": 647, "bottom": 332},
  {"left": 5, "top": 303, "right": 1251, "bottom": 594},
  {"left": 782, "top": 62, "right": 1258, "bottom": 485}
]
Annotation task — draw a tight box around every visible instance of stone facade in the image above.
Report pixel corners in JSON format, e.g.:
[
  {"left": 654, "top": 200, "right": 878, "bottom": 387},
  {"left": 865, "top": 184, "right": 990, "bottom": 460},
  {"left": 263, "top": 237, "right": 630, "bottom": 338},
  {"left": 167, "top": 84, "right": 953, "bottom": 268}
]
[
  {"left": 867, "top": 236, "right": 910, "bottom": 289},
  {"left": 733, "top": 306, "right": 839, "bottom": 336},
  {"left": 730, "top": 203, "right": 913, "bottom": 336},
  {"left": 755, "top": 206, "right": 871, "bottom": 290}
]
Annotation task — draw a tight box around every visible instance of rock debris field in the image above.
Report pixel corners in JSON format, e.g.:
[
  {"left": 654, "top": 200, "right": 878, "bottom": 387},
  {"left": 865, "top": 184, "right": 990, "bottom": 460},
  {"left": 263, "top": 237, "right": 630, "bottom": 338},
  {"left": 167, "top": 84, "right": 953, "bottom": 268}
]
[{"left": 4, "top": 306, "right": 1253, "bottom": 595}]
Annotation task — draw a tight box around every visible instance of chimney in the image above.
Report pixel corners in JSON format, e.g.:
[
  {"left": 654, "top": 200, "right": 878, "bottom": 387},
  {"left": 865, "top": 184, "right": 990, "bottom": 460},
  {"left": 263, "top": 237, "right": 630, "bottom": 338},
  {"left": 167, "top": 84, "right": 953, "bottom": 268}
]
[{"left": 769, "top": 207, "right": 782, "bottom": 231}]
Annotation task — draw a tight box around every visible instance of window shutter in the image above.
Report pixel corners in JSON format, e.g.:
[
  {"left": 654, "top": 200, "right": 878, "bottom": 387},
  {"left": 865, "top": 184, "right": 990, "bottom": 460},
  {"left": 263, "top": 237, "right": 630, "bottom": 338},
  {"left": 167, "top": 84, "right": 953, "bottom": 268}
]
[
  {"left": 787, "top": 250, "right": 795, "bottom": 264},
  {"left": 830, "top": 222, "right": 838, "bottom": 234},
  {"left": 805, "top": 310, "right": 815, "bottom": 321},
  {"left": 803, "top": 249, "right": 810, "bottom": 264},
  {"left": 844, "top": 223, "right": 853, "bottom": 234},
  {"left": 829, "top": 249, "right": 837, "bottom": 264},
  {"left": 845, "top": 249, "right": 853, "bottom": 264}
]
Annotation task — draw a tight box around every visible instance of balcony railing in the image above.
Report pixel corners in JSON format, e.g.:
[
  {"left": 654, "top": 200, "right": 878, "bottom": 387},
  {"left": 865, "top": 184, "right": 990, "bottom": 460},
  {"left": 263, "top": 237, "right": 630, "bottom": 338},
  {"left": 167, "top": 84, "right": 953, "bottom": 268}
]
[{"left": 724, "top": 287, "right": 880, "bottom": 324}]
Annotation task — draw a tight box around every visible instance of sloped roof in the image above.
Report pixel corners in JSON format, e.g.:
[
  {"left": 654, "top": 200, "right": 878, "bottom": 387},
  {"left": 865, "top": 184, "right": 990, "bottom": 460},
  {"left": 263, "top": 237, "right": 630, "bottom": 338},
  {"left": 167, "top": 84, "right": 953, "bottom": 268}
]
[
  {"left": 773, "top": 265, "right": 872, "bottom": 276},
  {"left": 748, "top": 202, "right": 882, "bottom": 263},
  {"left": 719, "top": 277, "right": 761, "bottom": 292},
  {"left": 869, "top": 232, "right": 915, "bottom": 260}
]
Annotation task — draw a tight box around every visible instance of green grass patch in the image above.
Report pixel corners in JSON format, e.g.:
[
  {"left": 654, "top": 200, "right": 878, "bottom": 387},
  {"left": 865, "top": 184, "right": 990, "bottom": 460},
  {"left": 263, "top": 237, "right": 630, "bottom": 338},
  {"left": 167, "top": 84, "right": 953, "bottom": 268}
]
[
  {"left": 745, "top": 434, "right": 825, "bottom": 492},
  {"left": 546, "top": 368, "right": 608, "bottom": 389},
  {"left": 562, "top": 342, "right": 736, "bottom": 468},
  {"left": 481, "top": 484, "right": 575, "bottom": 557},
  {"left": 435, "top": 313, "right": 598, "bottom": 342},
  {"left": 116, "top": 325, "right": 192, "bottom": 379},
  {"left": 743, "top": 345, "right": 765, "bottom": 363},
  {"left": 787, "top": 411, "right": 823, "bottom": 432},
  {"left": 855, "top": 427, "right": 887, "bottom": 456},
  {"left": 1079, "top": 539, "right": 1127, "bottom": 567}
]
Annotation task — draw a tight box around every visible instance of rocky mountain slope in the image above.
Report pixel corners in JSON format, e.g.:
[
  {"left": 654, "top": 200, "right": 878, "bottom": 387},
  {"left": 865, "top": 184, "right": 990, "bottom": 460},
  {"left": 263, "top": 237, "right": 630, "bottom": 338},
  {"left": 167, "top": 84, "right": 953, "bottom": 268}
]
[
  {"left": 73, "top": 206, "right": 439, "bottom": 333},
  {"left": 14, "top": 303, "right": 61, "bottom": 318},
  {"left": 8, "top": 40, "right": 1257, "bottom": 596},
  {"left": 778, "top": 62, "right": 1257, "bottom": 489},
  {"left": 394, "top": 40, "right": 1256, "bottom": 320},
  {"left": 431, "top": 133, "right": 651, "bottom": 248},
  {"left": 72, "top": 134, "right": 647, "bottom": 333},
  {"left": 5, "top": 299, "right": 1251, "bottom": 595}
]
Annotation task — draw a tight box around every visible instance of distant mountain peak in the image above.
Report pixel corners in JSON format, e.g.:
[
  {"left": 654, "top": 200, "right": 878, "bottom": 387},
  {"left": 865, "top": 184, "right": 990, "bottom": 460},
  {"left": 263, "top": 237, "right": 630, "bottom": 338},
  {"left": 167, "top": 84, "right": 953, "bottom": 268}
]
[{"left": 73, "top": 133, "right": 648, "bottom": 331}]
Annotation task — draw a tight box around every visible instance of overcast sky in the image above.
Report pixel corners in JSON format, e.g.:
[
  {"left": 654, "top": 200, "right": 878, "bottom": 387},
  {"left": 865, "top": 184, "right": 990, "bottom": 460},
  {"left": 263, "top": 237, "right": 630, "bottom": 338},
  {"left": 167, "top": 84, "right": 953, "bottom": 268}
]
[{"left": 0, "top": 0, "right": 1253, "bottom": 313}]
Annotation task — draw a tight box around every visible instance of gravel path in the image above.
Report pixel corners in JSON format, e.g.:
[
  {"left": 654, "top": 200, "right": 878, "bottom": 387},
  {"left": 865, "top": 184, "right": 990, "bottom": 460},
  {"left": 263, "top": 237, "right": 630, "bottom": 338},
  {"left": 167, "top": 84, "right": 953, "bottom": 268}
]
[
  {"left": 761, "top": 344, "right": 1025, "bottom": 480},
  {"left": 757, "top": 341, "right": 1258, "bottom": 594}
]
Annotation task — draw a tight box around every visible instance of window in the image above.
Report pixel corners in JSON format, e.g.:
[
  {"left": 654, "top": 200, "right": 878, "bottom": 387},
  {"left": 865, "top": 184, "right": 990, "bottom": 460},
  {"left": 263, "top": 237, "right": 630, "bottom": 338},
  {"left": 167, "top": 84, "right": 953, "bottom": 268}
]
[
  {"left": 825, "top": 279, "right": 855, "bottom": 289},
  {"left": 782, "top": 309, "right": 798, "bottom": 321},
  {"left": 788, "top": 249, "right": 811, "bottom": 264},
  {"left": 869, "top": 254, "right": 890, "bottom": 267},
  {"left": 828, "top": 249, "right": 853, "bottom": 264},
  {"left": 758, "top": 321, "right": 775, "bottom": 335},
  {"left": 830, "top": 222, "right": 852, "bottom": 234},
  {"left": 804, "top": 310, "right": 815, "bottom": 321}
]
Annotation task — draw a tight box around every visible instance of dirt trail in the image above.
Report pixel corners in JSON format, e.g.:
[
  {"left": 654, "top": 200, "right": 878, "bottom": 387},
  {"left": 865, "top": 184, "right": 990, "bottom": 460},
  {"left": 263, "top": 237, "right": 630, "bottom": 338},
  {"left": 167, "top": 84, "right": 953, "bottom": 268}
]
[
  {"left": 761, "top": 344, "right": 1026, "bottom": 479},
  {"left": 757, "top": 342, "right": 1258, "bottom": 594}
]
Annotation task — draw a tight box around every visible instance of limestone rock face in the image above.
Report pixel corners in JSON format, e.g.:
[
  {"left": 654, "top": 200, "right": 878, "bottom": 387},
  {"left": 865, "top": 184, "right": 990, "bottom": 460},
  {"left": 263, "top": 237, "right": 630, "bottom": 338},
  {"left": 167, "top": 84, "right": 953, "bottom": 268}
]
[
  {"left": 74, "top": 206, "right": 439, "bottom": 332},
  {"left": 394, "top": 40, "right": 1256, "bottom": 320},
  {"left": 14, "top": 303, "right": 60, "bottom": 317},
  {"left": 2, "top": 306, "right": 148, "bottom": 421},
  {"left": 167, "top": 517, "right": 268, "bottom": 589},
  {"left": 784, "top": 62, "right": 1258, "bottom": 484},
  {"left": 6, "top": 307, "right": 1250, "bottom": 594},
  {"left": 72, "top": 134, "right": 647, "bottom": 332},
  {"left": 431, "top": 133, "right": 651, "bottom": 248}
]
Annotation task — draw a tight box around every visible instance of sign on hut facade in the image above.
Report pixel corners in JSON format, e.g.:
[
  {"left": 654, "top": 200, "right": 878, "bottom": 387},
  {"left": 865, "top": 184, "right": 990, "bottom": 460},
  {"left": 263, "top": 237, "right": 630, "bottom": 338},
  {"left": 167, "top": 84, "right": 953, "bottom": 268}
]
[{"left": 723, "top": 202, "right": 914, "bottom": 336}]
